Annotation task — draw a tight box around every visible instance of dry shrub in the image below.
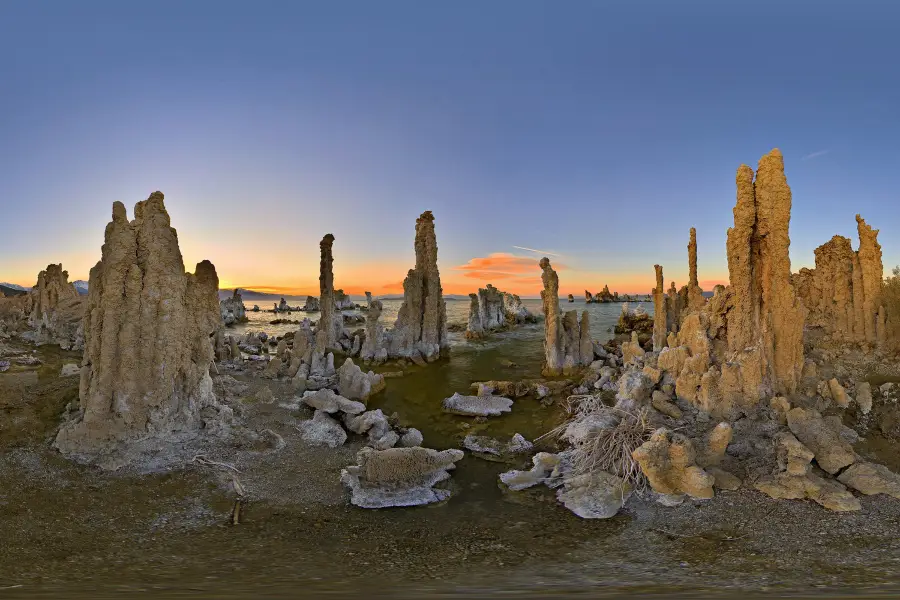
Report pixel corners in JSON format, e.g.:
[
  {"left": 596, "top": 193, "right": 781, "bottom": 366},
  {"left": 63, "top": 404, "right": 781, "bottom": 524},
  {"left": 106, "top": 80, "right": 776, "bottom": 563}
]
[{"left": 541, "top": 394, "right": 655, "bottom": 491}]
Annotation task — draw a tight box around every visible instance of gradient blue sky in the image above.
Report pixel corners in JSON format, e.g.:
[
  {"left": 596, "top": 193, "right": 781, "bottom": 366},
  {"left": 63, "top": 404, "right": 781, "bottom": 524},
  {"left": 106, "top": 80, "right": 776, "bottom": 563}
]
[{"left": 2, "top": 1, "right": 898, "bottom": 296}]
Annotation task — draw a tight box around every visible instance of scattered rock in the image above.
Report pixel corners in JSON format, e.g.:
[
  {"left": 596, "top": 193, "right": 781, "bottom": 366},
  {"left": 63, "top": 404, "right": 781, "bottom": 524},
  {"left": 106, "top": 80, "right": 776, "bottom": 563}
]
[
  {"left": 838, "top": 462, "right": 900, "bottom": 499},
  {"left": 399, "top": 428, "right": 424, "bottom": 448},
  {"left": 786, "top": 407, "right": 856, "bottom": 474},
  {"left": 296, "top": 410, "right": 347, "bottom": 448},
  {"left": 336, "top": 358, "right": 385, "bottom": 403},
  {"left": 442, "top": 392, "right": 513, "bottom": 417},
  {"left": 499, "top": 452, "right": 561, "bottom": 491},
  {"left": 556, "top": 471, "right": 631, "bottom": 519},
  {"left": 302, "top": 389, "right": 366, "bottom": 415}
]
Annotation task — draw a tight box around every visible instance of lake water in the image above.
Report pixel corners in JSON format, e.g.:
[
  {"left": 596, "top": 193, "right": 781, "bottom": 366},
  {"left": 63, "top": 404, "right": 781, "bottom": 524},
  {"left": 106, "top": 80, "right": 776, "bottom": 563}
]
[{"left": 231, "top": 297, "right": 654, "bottom": 345}]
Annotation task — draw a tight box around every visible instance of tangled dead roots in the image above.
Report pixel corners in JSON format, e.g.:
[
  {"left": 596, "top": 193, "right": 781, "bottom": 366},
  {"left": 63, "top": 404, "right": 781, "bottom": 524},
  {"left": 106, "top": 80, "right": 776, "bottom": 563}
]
[{"left": 542, "top": 394, "right": 655, "bottom": 491}]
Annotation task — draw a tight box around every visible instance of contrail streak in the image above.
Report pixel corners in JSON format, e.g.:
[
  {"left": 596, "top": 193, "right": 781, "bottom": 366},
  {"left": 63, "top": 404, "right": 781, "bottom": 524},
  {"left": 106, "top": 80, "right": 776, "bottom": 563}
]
[{"left": 513, "top": 245, "right": 561, "bottom": 257}]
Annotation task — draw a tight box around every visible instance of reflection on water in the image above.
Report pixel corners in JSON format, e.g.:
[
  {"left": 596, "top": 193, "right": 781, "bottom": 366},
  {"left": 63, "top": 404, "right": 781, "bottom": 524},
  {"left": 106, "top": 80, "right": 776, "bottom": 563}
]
[{"left": 230, "top": 297, "right": 654, "bottom": 343}]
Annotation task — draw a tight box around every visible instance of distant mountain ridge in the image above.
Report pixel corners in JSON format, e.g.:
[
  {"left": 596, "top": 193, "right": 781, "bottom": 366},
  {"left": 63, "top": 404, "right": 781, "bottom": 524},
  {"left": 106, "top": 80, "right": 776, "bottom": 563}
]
[
  {"left": 0, "top": 284, "right": 28, "bottom": 297},
  {"left": 0, "top": 282, "right": 29, "bottom": 292}
]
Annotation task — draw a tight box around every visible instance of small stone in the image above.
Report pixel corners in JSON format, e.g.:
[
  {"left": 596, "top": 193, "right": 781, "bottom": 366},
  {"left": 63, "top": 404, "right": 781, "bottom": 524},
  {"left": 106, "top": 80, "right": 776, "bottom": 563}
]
[{"left": 399, "top": 428, "right": 424, "bottom": 447}]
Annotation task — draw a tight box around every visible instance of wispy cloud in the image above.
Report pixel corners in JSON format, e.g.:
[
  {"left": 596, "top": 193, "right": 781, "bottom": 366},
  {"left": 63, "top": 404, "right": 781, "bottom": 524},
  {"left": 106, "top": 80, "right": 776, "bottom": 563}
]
[
  {"left": 455, "top": 253, "right": 565, "bottom": 275},
  {"left": 512, "top": 245, "right": 561, "bottom": 257},
  {"left": 802, "top": 149, "right": 830, "bottom": 161}
]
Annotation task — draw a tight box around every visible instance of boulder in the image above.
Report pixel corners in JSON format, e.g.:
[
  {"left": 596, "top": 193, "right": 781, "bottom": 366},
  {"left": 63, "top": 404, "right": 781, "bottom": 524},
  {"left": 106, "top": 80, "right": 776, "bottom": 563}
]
[
  {"left": 336, "top": 358, "right": 385, "bottom": 402},
  {"left": 296, "top": 410, "right": 347, "bottom": 448},
  {"left": 786, "top": 407, "right": 856, "bottom": 474},
  {"left": 301, "top": 388, "right": 366, "bottom": 415},
  {"left": 556, "top": 472, "right": 631, "bottom": 519}
]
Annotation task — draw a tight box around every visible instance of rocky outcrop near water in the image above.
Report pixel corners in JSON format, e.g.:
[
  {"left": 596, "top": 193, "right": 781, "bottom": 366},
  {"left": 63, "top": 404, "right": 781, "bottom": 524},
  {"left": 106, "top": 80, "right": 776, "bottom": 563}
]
[
  {"left": 793, "top": 215, "right": 887, "bottom": 348},
  {"left": 615, "top": 303, "right": 653, "bottom": 336},
  {"left": 595, "top": 285, "right": 616, "bottom": 303},
  {"left": 465, "top": 284, "right": 534, "bottom": 340},
  {"left": 387, "top": 211, "right": 449, "bottom": 362},
  {"left": 301, "top": 295, "right": 319, "bottom": 312},
  {"left": 567, "top": 294, "right": 574, "bottom": 303},
  {"left": 334, "top": 289, "right": 355, "bottom": 310},
  {"left": 220, "top": 288, "right": 247, "bottom": 326},
  {"left": 54, "top": 193, "right": 232, "bottom": 468},
  {"left": 540, "top": 257, "right": 592, "bottom": 376}
]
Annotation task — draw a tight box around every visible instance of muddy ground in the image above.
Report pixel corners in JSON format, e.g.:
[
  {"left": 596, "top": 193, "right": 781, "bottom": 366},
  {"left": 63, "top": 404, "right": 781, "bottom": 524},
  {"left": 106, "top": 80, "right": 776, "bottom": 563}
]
[{"left": 3, "top": 341, "right": 900, "bottom": 599}]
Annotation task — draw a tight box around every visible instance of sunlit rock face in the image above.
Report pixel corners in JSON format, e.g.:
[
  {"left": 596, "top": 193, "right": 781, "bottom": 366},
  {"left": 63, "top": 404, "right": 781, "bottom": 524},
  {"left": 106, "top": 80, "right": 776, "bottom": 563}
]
[
  {"left": 652, "top": 264, "right": 667, "bottom": 352},
  {"left": 55, "top": 192, "right": 230, "bottom": 468},
  {"left": 793, "top": 215, "right": 887, "bottom": 347},
  {"left": 726, "top": 149, "right": 806, "bottom": 397},
  {"left": 388, "top": 211, "right": 449, "bottom": 362}
]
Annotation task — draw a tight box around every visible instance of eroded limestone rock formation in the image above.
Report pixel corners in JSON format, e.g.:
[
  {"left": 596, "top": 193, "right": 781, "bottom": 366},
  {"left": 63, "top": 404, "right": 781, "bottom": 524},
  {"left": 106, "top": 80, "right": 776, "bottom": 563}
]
[
  {"left": 360, "top": 299, "right": 387, "bottom": 363},
  {"left": 596, "top": 285, "right": 616, "bottom": 303},
  {"left": 388, "top": 211, "right": 449, "bottom": 362},
  {"left": 301, "top": 295, "right": 319, "bottom": 312},
  {"left": 336, "top": 358, "right": 385, "bottom": 402},
  {"left": 652, "top": 265, "right": 667, "bottom": 351},
  {"left": 220, "top": 289, "right": 247, "bottom": 326},
  {"left": 685, "top": 227, "right": 705, "bottom": 312},
  {"left": 55, "top": 193, "right": 230, "bottom": 467},
  {"left": 726, "top": 149, "right": 806, "bottom": 397},
  {"left": 794, "top": 215, "right": 887, "bottom": 347},
  {"left": 465, "top": 284, "right": 533, "bottom": 339},
  {"left": 755, "top": 431, "right": 860, "bottom": 511},
  {"left": 540, "top": 258, "right": 592, "bottom": 376},
  {"left": 632, "top": 423, "right": 732, "bottom": 499},
  {"left": 21, "top": 264, "right": 85, "bottom": 349},
  {"left": 615, "top": 303, "right": 653, "bottom": 335},
  {"left": 318, "top": 234, "right": 343, "bottom": 350}
]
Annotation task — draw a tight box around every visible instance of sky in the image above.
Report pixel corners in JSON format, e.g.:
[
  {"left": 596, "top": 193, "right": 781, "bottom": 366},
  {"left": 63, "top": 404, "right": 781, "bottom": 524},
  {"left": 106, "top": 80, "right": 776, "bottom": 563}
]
[{"left": 1, "top": 1, "right": 899, "bottom": 298}]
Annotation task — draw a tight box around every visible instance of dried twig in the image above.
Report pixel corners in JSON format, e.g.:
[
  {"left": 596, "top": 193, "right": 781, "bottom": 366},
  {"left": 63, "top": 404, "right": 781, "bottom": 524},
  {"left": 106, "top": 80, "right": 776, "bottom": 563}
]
[
  {"left": 538, "top": 394, "right": 654, "bottom": 492},
  {"left": 191, "top": 454, "right": 241, "bottom": 473},
  {"left": 232, "top": 499, "right": 242, "bottom": 525}
]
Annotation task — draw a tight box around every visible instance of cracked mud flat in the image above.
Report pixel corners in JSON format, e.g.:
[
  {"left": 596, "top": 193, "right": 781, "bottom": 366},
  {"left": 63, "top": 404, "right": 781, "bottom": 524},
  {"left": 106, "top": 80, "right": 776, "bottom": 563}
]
[{"left": 4, "top": 319, "right": 900, "bottom": 598}]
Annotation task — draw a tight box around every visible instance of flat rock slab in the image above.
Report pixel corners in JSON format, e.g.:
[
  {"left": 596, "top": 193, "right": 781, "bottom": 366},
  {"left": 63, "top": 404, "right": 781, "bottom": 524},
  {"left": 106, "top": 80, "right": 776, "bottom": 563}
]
[{"left": 442, "top": 393, "right": 512, "bottom": 417}]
